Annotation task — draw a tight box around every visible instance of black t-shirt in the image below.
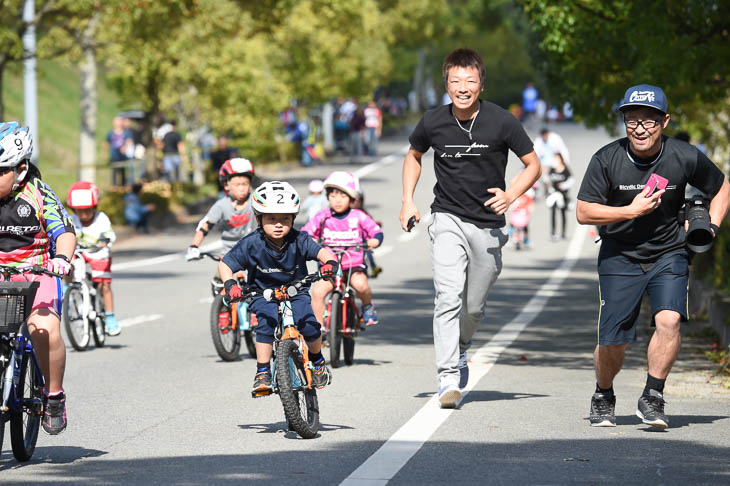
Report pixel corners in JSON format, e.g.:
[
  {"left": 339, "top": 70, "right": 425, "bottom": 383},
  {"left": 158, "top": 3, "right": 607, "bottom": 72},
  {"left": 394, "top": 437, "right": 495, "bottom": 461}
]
[
  {"left": 549, "top": 166, "right": 572, "bottom": 192},
  {"left": 162, "top": 131, "right": 182, "bottom": 154},
  {"left": 409, "top": 100, "right": 534, "bottom": 228},
  {"left": 577, "top": 136, "right": 725, "bottom": 262}
]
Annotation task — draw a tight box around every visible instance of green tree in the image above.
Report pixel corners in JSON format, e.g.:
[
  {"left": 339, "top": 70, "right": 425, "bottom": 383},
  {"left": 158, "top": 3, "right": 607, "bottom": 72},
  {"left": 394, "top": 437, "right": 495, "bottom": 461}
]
[
  {"left": 521, "top": 0, "right": 730, "bottom": 157},
  {"left": 0, "top": 0, "right": 87, "bottom": 120}
]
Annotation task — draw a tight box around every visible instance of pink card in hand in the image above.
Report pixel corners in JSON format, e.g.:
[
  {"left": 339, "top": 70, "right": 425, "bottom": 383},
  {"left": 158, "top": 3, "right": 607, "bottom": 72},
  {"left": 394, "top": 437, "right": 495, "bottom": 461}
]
[{"left": 645, "top": 173, "right": 668, "bottom": 197}]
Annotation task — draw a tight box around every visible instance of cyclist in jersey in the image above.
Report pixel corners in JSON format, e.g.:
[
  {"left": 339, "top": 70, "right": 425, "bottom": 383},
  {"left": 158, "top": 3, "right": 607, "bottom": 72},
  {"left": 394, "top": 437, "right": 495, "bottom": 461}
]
[
  {"left": 303, "top": 171, "right": 383, "bottom": 326},
  {"left": 186, "top": 157, "right": 256, "bottom": 261},
  {"left": 0, "top": 122, "right": 76, "bottom": 435},
  {"left": 67, "top": 181, "right": 120, "bottom": 335},
  {"left": 218, "top": 181, "right": 337, "bottom": 395}
]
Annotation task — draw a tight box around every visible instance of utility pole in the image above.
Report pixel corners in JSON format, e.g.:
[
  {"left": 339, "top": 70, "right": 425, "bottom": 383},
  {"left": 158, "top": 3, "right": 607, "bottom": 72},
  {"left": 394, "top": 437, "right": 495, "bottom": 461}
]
[{"left": 23, "top": 0, "right": 38, "bottom": 164}]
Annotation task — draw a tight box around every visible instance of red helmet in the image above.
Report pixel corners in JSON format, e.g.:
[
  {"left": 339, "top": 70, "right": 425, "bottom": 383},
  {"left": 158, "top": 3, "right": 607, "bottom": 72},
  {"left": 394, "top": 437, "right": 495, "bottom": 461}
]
[
  {"left": 67, "top": 181, "right": 100, "bottom": 209},
  {"left": 219, "top": 157, "right": 255, "bottom": 185}
]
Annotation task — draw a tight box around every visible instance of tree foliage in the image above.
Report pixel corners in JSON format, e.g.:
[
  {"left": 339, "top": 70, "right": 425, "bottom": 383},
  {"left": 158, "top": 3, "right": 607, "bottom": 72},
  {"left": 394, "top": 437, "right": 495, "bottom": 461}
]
[
  {"left": 0, "top": 0, "right": 95, "bottom": 119},
  {"left": 521, "top": 0, "right": 730, "bottom": 154}
]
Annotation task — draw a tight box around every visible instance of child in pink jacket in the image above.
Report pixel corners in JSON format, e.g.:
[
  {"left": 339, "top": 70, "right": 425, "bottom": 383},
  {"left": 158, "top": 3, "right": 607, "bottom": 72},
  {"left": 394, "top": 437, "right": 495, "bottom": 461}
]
[{"left": 303, "top": 171, "right": 383, "bottom": 326}]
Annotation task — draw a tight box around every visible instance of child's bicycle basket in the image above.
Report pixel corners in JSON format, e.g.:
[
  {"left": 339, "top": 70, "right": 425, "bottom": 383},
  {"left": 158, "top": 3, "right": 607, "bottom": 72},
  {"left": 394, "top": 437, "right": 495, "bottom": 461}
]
[{"left": 0, "top": 281, "right": 39, "bottom": 334}]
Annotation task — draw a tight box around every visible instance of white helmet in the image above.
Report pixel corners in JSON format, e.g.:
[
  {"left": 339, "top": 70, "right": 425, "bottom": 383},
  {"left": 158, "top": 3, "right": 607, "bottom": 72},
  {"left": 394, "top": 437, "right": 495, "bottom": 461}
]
[
  {"left": 251, "top": 181, "right": 300, "bottom": 216},
  {"left": 0, "top": 122, "right": 33, "bottom": 189},
  {"left": 324, "top": 170, "right": 360, "bottom": 199}
]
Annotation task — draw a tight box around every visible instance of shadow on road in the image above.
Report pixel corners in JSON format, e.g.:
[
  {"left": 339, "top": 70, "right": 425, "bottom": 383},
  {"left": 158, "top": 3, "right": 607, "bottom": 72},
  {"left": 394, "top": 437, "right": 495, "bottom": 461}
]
[
  {"left": 2, "top": 437, "right": 728, "bottom": 484},
  {"left": 0, "top": 446, "right": 106, "bottom": 470}
]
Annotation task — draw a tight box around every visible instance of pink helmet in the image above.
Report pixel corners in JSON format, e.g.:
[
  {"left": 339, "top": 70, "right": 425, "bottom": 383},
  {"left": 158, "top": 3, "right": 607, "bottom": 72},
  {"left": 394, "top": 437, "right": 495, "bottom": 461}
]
[
  {"left": 324, "top": 171, "right": 360, "bottom": 199},
  {"left": 67, "top": 181, "right": 100, "bottom": 209}
]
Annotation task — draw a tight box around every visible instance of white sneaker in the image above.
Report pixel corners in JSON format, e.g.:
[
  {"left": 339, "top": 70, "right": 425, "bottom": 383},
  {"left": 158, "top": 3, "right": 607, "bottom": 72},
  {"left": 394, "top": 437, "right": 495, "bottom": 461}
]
[{"left": 438, "top": 383, "right": 462, "bottom": 409}]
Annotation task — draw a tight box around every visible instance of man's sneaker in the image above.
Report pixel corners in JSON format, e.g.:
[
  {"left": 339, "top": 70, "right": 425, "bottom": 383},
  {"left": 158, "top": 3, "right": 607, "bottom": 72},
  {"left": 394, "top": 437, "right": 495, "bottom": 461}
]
[
  {"left": 589, "top": 392, "right": 616, "bottom": 427},
  {"left": 362, "top": 304, "right": 378, "bottom": 326},
  {"left": 42, "top": 390, "right": 67, "bottom": 435},
  {"left": 251, "top": 370, "right": 273, "bottom": 397},
  {"left": 311, "top": 361, "right": 331, "bottom": 389},
  {"left": 636, "top": 389, "right": 668, "bottom": 428},
  {"left": 438, "top": 383, "right": 462, "bottom": 409},
  {"left": 458, "top": 351, "right": 469, "bottom": 389},
  {"left": 105, "top": 313, "right": 121, "bottom": 336}
]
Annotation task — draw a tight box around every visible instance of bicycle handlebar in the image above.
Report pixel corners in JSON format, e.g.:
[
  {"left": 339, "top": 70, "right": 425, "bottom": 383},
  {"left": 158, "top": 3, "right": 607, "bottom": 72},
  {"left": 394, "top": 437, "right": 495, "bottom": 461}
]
[
  {"left": 229, "top": 272, "right": 326, "bottom": 304},
  {"left": 0, "top": 264, "right": 63, "bottom": 279}
]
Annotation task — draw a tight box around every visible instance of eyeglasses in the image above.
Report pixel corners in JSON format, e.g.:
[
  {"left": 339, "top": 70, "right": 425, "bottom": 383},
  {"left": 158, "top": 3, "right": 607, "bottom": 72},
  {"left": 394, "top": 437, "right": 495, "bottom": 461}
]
[
  {"left": 0, "top": 167, "right": 13, "bottom": 176},
  {"left": 624, "top": 118, "right": 661, "bottom": 130}
]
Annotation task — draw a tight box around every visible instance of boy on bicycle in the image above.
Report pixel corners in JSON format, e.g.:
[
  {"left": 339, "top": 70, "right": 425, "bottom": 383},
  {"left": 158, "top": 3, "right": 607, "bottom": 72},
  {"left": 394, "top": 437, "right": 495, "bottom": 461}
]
[
  {"left": 0, "top": 122, "right": 76, "bottom": 435},
  {"left": 186, "top": 158, "right": 256, "bottom": 261},
  {"left": 67, "top": 181, "right": 120, "bottom": 335},
  {"left": 303, "top": 171, "right": 383, "bottom": 326},
  {"left": 218, "top": 181, "right": 337, "bottom": 396}
]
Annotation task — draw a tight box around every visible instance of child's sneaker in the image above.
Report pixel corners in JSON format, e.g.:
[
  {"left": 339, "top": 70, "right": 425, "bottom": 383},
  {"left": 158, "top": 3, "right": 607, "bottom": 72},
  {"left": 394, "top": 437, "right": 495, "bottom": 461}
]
[
  {"left": 42, "top": 389, "right": 67, "bottom": 435},
  {"left": 311, "top": 359, "right": 331, "bottom": 389},
  {"left": 362, "top": 304, "right": 378, "bottom": 326},
  {"left": 105, "top": 313, "right": 121, "bottom": 336},
  {"left": 252, "top": 369, "right": 273, "bottom": 397}
]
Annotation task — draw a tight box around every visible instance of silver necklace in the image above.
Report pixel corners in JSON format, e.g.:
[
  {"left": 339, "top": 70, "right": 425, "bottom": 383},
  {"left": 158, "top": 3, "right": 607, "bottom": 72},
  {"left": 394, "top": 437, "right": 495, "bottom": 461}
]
[{"left": 453, "top": 109, "right": 479, "bottom": 141}]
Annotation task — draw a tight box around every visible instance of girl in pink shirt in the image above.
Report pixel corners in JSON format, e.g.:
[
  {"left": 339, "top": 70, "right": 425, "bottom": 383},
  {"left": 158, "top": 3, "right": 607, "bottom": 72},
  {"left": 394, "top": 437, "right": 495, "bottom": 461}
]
[{"left": 303, "top": 171, "right": 383, "bottom": 326}]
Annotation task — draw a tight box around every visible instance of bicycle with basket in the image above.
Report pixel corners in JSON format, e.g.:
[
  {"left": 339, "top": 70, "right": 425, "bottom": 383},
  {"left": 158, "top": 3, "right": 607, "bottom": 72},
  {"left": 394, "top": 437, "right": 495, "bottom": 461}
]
[{"left": 0, "top": 265, "right": 60, "bottom": 461}]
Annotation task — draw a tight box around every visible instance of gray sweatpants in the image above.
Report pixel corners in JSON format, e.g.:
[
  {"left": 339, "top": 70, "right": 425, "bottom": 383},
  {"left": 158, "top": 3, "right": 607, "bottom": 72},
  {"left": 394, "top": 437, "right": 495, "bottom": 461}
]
[{"left": 428, "top": 212, "right": 507, "bottom": 388}]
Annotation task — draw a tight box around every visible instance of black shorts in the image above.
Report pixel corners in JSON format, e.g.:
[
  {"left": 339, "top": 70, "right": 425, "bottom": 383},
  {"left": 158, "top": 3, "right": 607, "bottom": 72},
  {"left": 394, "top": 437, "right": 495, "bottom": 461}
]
[{"left": 597, "top": 251, "right": 689, "bottom": 345}]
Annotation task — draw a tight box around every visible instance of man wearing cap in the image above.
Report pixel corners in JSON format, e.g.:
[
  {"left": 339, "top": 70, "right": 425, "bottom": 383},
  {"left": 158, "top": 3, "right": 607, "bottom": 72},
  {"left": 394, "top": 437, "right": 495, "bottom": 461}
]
[{"left": 576, "top": 84, "right": 730, "bottom": 428}]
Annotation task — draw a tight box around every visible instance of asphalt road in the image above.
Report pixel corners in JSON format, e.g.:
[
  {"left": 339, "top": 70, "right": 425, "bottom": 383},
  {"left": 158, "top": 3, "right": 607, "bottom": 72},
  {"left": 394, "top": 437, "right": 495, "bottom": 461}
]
[{"left": 1, "top": 124, "right": 728, "bottom": 485}]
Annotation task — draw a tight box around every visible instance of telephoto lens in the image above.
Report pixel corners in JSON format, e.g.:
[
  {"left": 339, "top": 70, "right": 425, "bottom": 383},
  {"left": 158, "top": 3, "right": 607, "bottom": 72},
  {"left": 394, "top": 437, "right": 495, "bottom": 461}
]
[{"left": 685, "top": 197, "right": 714, "bottom": 252}]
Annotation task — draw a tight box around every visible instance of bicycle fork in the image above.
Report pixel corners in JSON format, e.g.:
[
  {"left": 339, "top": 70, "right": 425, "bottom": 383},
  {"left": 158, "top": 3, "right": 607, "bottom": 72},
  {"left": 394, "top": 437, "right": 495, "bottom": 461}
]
[{"left": 266, "top": 301, "right": 314, "bottom": 397}]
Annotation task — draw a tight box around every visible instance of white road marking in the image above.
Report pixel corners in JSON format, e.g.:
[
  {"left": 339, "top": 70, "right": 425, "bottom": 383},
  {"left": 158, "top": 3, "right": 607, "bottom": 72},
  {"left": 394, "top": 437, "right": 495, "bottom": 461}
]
[
  {"left": 340, "top": 224, "right": 588, "bottom": 486},
  {"left": 373, "top": 245, "right": 394, "bottom": 257},
  {"left": 118, "top": 314, "right": 163, "bottom": 328},
  {"left": 111, "top": 240, "right": 223, "bottom": 272},
  {"left": 354, "top": 145, "right": 410, "bottom": 178}
]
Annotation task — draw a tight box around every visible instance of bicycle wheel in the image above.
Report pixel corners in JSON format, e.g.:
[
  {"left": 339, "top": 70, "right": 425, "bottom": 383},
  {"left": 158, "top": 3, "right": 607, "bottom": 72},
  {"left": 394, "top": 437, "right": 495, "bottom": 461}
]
[
  {"left": 343, "top": 299, "right": 357, "bottom": 366},
  {"left": 10, "top": 351, "right": 44, "bottom": 461},
  {"left": 209, "top": 294, "right": 241, "bottom": 361},
  {"left": 92, "top": 290, "right": 106, "bottom": 348},
  {"left": 275, "top": 339, "right": 319, "bottom": 439},
  {"left": 328, "top": 293, "right": 342, "bottom": 368},
  {"left": 62, "top": 286, "right": 89, "bottom": 351}
]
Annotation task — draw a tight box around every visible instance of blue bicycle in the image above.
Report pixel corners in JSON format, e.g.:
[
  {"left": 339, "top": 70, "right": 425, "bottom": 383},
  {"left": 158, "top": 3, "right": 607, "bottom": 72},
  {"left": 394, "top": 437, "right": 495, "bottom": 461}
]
[{"left": 0, "top": 265, "right": 58, "bottom": 461}]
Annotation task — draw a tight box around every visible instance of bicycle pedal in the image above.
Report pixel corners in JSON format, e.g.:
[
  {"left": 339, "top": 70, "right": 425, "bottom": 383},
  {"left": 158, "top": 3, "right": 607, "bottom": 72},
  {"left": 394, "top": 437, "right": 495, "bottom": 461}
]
[{"left": 251, "top": 388, "right": 273, "bottom": 398}]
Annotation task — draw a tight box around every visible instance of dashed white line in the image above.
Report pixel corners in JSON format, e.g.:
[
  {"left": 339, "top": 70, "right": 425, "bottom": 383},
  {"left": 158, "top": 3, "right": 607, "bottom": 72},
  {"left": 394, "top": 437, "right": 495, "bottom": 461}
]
[
  {"left": 111, "top": 240, "right": 223, "bottom": 272},
  {"left": 339, "top": 224, "right": 588, "bottom": 486},
  {"left": 118, "top": 314, "right": 164, "bottom": 328},
  {"left": 354, "top": 145, "right": 410, "bottom": 179}
]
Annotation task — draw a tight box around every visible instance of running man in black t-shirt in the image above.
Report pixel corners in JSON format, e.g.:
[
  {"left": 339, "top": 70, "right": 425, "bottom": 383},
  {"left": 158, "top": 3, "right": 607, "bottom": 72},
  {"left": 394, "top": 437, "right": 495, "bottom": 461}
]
[
  {"left": 399, "top": 48, "right": 541, "bottom": 409},
  {"left": 577, "top": 84, "right": 730, "bottom": 428}
]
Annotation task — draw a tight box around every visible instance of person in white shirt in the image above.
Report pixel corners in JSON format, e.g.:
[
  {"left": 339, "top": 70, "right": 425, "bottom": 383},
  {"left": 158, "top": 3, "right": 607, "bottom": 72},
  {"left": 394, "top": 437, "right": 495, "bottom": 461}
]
[
  {"left": 67, "top": 181, "right": 120, "bottom": 336},
  {"left": 534, "top": 128, "right": 571, "bottom": 197}
]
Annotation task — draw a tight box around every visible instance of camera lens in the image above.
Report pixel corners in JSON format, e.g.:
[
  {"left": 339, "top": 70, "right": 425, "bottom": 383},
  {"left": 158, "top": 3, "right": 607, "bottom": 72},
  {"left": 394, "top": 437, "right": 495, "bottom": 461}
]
[{"left": 686, "top": 200, "right": 713, "bottom": 253}]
